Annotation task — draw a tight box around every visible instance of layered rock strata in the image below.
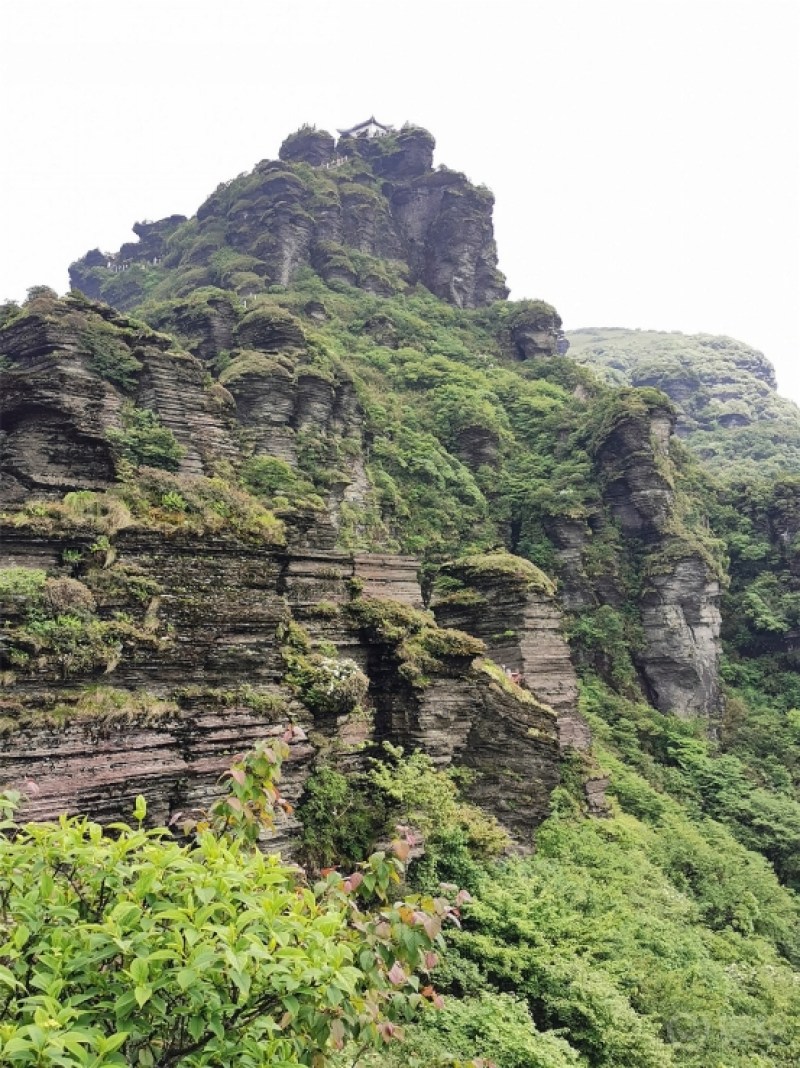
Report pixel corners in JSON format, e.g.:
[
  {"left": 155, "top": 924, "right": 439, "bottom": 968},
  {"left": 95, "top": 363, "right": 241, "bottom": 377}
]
[
  {"left": 0, "top": 525, "right": 560, "bottom": 845},
  {"left": 429, "top": 555, "right": 603, "bottom": 818},
  {"left": 431, "top": 556, "right": 579, "bottom": 719},
  {"left": 0, "top": 296, "right": 238, "bottom": 500},
  {"left": 591, "top": 392, "right": 723, "bottom": 717},
  {"left": 69, "top": 124, "right": 508, "bottom": 311}
]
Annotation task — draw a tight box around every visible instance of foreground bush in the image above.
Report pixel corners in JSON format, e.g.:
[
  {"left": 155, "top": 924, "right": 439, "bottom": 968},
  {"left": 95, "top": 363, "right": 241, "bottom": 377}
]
[{"left": 0, "top": 745, "right": 461, "bottom": 1067}]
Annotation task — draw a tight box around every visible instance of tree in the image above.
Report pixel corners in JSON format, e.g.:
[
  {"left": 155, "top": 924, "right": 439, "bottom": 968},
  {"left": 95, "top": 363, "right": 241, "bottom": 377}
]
[{"left": 0, "top": 742, "right": 463, "bottom": 1066}]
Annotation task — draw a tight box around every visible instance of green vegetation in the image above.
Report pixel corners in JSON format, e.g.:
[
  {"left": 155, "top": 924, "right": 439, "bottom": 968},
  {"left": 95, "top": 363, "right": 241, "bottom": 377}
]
[
  {"left": 0, "top": 747, "right": 465, "bottom": 1067},
  {"left": 298, "top": 746, "right": 508, "bottom": 878},
  {"left": 82, "top": 319, "right": 143, "bottom": 391},
  {"left": 0, "top": 686, "right": 179, "bottom": 736},
  {"left": 581, "top": 675, "right": 800, "bottom": 890},
  {"left": 285, "top": 653, "right": 370, "bottom": 717},
  {"left": 304, "top": 714, "right": 800, "bottom": 1068},
  {"left": 7, "top": 126, "right": 800, "bottom": 1067},
  {"left": 107, "top": 404, "right": 186, "bottom": 471},
  {"left": 345, "top": 598, "right": 485, "bottom": 688},
  {"left": 1, "top": 475, "right": 286, "bottom": 546},
  {"left": 240, "top": 455, "right": 325, "bottom": 512},
  {"left": 443, "top": 551, "right": 556, "bottom": 596},
  {"left": 566, "top": 605, "right": 643, "bottom": 691},
  {"left": 568, "top": 327, "right": 800, "bottom": 481},
  {"left": 298, "top": 764, "right": 391, "bottom": 870},
  {"left": 0, "top": 568, "right": 164, "bottom": 681},
  {"left": 0, "top": 567, "right": 47, "bottom": 602},
  {"left": 115, "top": 468, "right": 286, "bottom": 544}
]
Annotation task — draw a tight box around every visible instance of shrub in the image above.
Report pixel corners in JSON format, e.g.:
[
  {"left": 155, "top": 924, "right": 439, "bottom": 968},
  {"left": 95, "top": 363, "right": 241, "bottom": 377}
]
[
  {"left": 107, "top": 405, "right": 186, "bottom": 471},
  {"left": 61, "top": 490, "right": 133, "bottom": 534},
  {"left": 344, "top": 598, "right": 484, "bottom": 687},
  {"left": 298, "top": 765, "right": 390, "bottom": 870},
  {"left": 40, "top": 577, "right": 96, "bottom": 616},
  {"left": 82, "top": 322, "right": 142, "bottom": 391},
  {"left": 286, "top": 653, "right": 369, "bottom": 716},
  {"left": 116, "top": 469, "right": 285, "bottom": 544},
  {"left": 0, "top": 747, "right": 463, "bottom": 1067},
  {"left": 0, "top": 568, "right": 47, "bottom": 602}
]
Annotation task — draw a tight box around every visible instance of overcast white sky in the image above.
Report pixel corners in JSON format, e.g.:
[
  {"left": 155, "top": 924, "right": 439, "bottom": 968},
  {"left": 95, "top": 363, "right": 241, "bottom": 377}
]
[{"left": 2, "top": 0, "right": 798, "bottom": 399}]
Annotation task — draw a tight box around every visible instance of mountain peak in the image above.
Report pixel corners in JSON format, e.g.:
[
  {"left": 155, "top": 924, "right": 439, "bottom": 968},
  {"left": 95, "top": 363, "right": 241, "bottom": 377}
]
[{"left": 69, "top": 122, "right": 507, "bottom": 312}]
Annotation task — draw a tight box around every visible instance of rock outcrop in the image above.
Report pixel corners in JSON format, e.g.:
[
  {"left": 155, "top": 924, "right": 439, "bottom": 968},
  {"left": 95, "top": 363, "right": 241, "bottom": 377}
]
[
  {"left": 431, "top": 553, "right": 579, "bottom": 718},
  {"left": 0, "top": 522, "right": 561, "bottom": 845},
  {"left": 567, "top": 327, "right": 800, "bottom": 480},
  {"left": 2, "top": 120, "right": 736, "bottom": 857},
  {"left": 279, "top": 126, "right": 336, "bottom": 168},
  {"left": 639, "top": 556, "right": 722, "bottom": 717},
  {"left": 343, "top": 596, "right": 560, "bottom": 839},
  {"left": 0, "top": 294, "right": 367, "bottom": 545},
  {"left": 430, "top": 552, "right": 605, "bottom": 812},
  {"left": 69, "top": 123, "right": 508, "bottom": 311},
  {"left": 0, "top": 294, "right": 238, "bottom": 499},
  {"left": 505, "top": 302, "right": 569, "bottom": 360},
  {"left": 590, "top": 390, "right": 723, "bottom": 717}
]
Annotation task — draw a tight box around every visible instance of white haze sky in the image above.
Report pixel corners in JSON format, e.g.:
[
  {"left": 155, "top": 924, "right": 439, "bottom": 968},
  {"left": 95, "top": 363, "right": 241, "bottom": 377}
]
[{"left": 2, "top": 0, "right": 798, "bottom": 398}]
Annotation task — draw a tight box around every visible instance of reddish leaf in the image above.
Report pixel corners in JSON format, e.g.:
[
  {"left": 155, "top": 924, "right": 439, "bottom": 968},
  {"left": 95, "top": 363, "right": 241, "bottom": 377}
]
[
  {"left": 378, "top": 1020, "right": 401, "bottom": 1041},
  {"left": 330, "top": 1018, "right": 345, "bottom": 1049},
  {"left": 423, "top": 915, "right": 441, "bottom": 940},
  {"left": 343, "top": 871, "right": 364, "bottom": 894}
]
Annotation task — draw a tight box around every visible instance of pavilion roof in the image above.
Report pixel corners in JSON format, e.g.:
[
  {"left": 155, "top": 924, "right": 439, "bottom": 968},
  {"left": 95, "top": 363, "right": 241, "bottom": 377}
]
[{"left": 336, "top": 115, "right": 394, "bottom": 137}]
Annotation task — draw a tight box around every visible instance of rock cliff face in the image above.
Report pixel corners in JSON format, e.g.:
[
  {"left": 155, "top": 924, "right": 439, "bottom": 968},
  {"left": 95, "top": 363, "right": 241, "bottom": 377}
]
[
  {"left": 639, "top": 556, "right": 722, "bottom": 717},
  {"left": 431, "top": 555, "right": 578, "bottom": 719},
  {"left": 0, "top": 288, "right": 564, "bottom": 844},
  {"left": 0, "top": 294, "right": 239, "bottom": 501},
  {"left": 1, "top": 121, "right": 735, "bottom": 852},
  {"left": 69, "top": 124, "right": 507, "bottom": 312},
  {"left": 0, "top": 293, "right": 367, "bottom": 547},
  {"left": 0, "top": 523, "right": 559, "bottom": 846},
  {"left": 589, "top": 392, "right": 723, "bottom": 717},
  {"left": 430, "top": 553, "right": 606, "bottom": 810}
]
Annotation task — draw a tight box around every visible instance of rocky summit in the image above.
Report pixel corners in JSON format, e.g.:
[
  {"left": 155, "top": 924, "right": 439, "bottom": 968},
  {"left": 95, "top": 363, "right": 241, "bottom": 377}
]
[
  {"left": 2, "top": 120, "right": 800, "bottom": 1067},
  {"left": 70, "top": 122, "right": 508, "bottom": 311}
]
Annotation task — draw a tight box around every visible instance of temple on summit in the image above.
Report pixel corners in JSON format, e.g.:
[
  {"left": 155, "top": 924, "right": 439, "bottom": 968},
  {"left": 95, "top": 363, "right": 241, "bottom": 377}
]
[{"left": 336, "top": 116, "right": 394, "bottom": 139}]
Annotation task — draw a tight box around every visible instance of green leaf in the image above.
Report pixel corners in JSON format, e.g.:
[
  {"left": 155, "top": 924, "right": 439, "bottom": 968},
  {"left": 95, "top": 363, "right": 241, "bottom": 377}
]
[
  {"left": 12, "top": 923, "right": 30, "bottom": 949},
  {"left": 282, "top": 994, "right": 300, "bottom": 1017},
  {"left": 1, "top": 1037, "right": 33, "bottom": 1056},
  {"left": 134, "top": 983, "right": 152, "bottom": 1008},
  {"left": 100, "top": 1033, "right": 130, "bottom": 1055},
  {"left": 325, "top": 984, "right": 343, "bottom": 1007},
  {"left": 231, "top": 969, "right": 251, "bottom": 999}
]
